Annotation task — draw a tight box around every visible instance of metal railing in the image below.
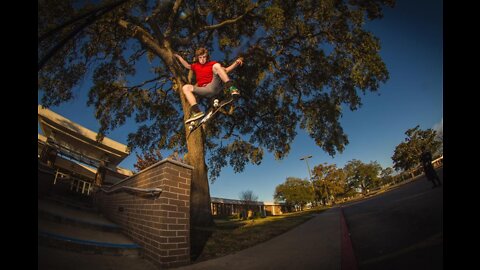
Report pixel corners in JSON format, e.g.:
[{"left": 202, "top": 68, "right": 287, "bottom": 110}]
[
  {"left": 432, "top": 155, "right": 443, "bottom": 168},
  {"left": 99, "top": 186, "right": 162, "bottom": 198},
  {"left": 51, "top": 167, "right": 161, "bottom": 198}
]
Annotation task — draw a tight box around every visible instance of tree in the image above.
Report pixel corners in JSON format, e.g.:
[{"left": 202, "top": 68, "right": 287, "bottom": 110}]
[
  {"left": 133, "top": 148, "right": 163, "bottom": 172},
  {"left": 274, "top": 177, "right": 314, "bottom": 210},
  {"left": 239, "top": 190, "right": 259, "bottom": 219},
  {"left": 38, "top": 0, "right": 395, "bottom": 258},
  {"left": 312, "top": 163, "right": 346, "bottom": 205},
  {"left": 380, "top": 167, "right": 394, "bottom": 185},
  {"left": 433, "top": 120, "right": 443, "bottom": 157},
  {"left": 391, "top": 125, "right": 442, "bottom": 172},
  {"left": 343, "top": 159, "right": 382, "bottom": 194}
]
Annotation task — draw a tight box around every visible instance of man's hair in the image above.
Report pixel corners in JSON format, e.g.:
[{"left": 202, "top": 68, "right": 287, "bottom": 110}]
[{"left": 195, "top": 47, "right": 209, "bottom": 58}]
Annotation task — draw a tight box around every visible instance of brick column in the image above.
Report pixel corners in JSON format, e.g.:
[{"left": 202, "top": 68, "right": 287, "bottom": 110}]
[{"left": 95, "top": 158, "right": 192, "bottom": 268}]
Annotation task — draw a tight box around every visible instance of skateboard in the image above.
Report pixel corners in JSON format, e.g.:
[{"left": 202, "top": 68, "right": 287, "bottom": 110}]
[{"left": 187, "top": 96, "right": 235, "bottom": 136}]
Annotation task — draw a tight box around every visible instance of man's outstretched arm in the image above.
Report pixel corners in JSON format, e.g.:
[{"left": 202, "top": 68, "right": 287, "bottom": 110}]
[
  {"left": 225, "top": 57, "right": 243, "bottom": 73},
  {"left": 174, "top": 53, "right": 191, "bottom": 69}
]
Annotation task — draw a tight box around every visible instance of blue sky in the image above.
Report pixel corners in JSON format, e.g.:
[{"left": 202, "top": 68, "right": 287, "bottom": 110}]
[{"left": 38, "top": 0, "right": 443, "bottom": 202}]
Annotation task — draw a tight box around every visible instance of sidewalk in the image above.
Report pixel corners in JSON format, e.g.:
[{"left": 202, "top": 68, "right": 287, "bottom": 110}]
[{"left": 174, "top": 207, "right": 343, "bottom": 270}]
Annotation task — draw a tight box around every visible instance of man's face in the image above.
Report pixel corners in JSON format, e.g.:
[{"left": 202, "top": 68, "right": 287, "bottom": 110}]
[{"left": 198, "top": 54, "right": 208, "bottom": 64}]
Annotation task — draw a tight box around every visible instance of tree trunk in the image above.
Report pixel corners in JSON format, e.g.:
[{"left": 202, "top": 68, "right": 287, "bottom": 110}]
[
  {"left": 172, "top": 74, "right": 214, "bottom": 260},
  {"left": 186, "top": 126, "right": 214, "bottom": 260},
  {"left": 185, "top": 122, "right": 213, "bottom": 226}
]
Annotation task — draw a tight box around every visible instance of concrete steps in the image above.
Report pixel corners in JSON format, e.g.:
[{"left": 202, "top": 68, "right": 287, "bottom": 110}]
[
  {"left": 43, "top": 193, "right": 96, "bottom": 213},
  {"left": 38, "top": 245, "right": 158, "bottom": 270},
  {"left": 38, "top": 199, "right": 120, "bottom": 232},
  {"left": 38, "top": 218, "right": 141, "bottom": 257},
  {"left": 38, "top": 196, "right": 157, "bottom": 269}
]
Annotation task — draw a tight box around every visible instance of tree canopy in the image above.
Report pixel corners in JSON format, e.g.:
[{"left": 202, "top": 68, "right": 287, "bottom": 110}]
[
  {"left": 312, "top": 163, "right": 346, "bottom": 204},
  {"left": 343, "top": 159, "right": 382, "bottom": 193},
  {"left": 380, "top": 166, "right": 394, "bottom": 185},
  {"left": 133, "top": 148, "right": 163, "bottom": 172},
  {"left": 274, "top": 177, "right": 314, "bottom": 210},
  {"left": 39, "top": 0, "right": 395, "bottom": 180},
  {"left": 391, "top": 125, "right": 442, "bottom": 171}
]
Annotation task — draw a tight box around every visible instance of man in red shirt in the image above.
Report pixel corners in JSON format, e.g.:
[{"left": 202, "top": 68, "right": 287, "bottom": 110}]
[{"left": 174, "top": 47, "right": 243, "bottom": 124}]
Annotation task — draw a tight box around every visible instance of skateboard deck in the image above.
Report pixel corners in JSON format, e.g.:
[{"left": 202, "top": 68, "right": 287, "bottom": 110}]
[{"left": 187, "top": 97, "right": 234, "bottom": 136}]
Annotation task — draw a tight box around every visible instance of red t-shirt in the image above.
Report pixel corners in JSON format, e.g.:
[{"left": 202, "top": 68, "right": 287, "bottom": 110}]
[{"left": 191, "top": 61, "right": 217, "bottom": 87}]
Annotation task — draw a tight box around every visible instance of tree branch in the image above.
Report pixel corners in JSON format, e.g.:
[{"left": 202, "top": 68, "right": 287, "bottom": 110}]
[
  {"left": 39, "top": 0, "right": 131, "bottom": 42},
  {"left": 145, "top": 0, "right": 164, "bottom": 22},
  {"left": 146, "top": 19, "right": 164, "bottom": 44},
  {"left": 123, "top": 76, "right": 165, "bottom": 89},
  {"left": 117, "top": 19, "right": 171, "bottom": 64},
  {"left": 165, "top": 0, "right": 183, "bottom": 37},
  {"left": 127, "top": 49, "right": 147, "bottom": 65},
  {"left": 144, "top": 1, "right": 165, "bottom": 42},
  {"left": 200, "top": 9, "right": 251, "bottom": 32},
  {"left": 222, "top": 120, "right": 240, "bottom": 140},
  {"left": 177, "top": 3, "right": 258, "bottom": 45}
]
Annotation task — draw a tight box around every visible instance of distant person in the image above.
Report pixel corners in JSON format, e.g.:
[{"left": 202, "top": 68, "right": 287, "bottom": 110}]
[{"left": 420, "top": 149, "right": 442, "bottom": 188}]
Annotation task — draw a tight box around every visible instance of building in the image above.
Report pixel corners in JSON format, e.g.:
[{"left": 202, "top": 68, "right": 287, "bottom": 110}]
[
  {"left": 210, "top": 197, "right": 288, "bottom": 217},
  {"left": 38, "top": 105, "right": 133, "bottom": 197},
  {"left": 263, "top": 202, "right": 288, "bottom": 216},
  {"left": 38, "top": 105, "right": 195, "bottom": 268}
]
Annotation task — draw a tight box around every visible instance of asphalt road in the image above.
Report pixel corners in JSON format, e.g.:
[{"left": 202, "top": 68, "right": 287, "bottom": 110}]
[{"left": 342, "top": 169, "right": 443, "bottom": 270}]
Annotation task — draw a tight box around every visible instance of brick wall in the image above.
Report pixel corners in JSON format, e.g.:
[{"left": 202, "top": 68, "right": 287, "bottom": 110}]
[{"left": 95, "top": 158, "right": 192, "bottom": 268}]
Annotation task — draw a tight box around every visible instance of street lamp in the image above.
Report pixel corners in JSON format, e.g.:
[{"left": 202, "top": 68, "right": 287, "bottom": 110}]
[
  {"left": 300, "top": 155, "right": 313, "bottom": 181},
  {"left": 300, "top": 155, "right": 315, "bottom": 208}
]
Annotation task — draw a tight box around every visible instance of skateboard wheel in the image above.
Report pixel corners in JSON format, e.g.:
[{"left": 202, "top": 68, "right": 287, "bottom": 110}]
[
  {"left": 213, "top": 99, "right": 219, "bottom": 108},
  {"left": 188, "top": 125, "right": 194, "bottom": 131}
]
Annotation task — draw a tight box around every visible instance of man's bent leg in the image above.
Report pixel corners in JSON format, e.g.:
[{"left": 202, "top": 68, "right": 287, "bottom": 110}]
[
  {"left": 212, "top": 63, "right": 240, "bottom": 97},
  {"left": 183, "top": 84, "right": 204, "bottom": 124},
  {"left": 182, "top": 84, "right": 197, "bottom": 106},
  {"left": 212, "top": 63, "right": 230, "bottom": 82}
]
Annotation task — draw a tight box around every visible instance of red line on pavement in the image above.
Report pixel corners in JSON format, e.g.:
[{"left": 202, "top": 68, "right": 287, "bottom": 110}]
[{"left": 340, "top": 206, "right": 358, "bottom": 270}]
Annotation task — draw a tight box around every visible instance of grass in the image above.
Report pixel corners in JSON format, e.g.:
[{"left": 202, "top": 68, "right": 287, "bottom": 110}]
[{"left": 195, "top": 207, "right": 330, "bottom": 262}]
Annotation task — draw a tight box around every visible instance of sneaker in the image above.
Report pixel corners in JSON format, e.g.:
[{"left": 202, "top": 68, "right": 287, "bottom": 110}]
[
  {"left": 228, "top": 85, "right": 240, "bottom": 96},
  {"left": 185, "top": 111, "right": 205, "bottom": 124}
]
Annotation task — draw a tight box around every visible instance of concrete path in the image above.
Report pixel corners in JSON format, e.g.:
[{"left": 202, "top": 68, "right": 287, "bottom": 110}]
[{"left": 174, "top": 207, "right": 343, "bottom": 270}]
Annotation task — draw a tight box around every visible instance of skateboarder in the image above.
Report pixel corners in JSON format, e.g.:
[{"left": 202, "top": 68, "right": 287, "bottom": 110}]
[
  {"left": 174, "top": 47, "right": 243, "bottom": 124},
  {"left": 420, "top": 148, "right": 442, "bottom": 188}
]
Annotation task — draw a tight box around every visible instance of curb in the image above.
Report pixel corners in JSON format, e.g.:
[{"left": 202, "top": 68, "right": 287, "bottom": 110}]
[{"left": 340, "top": 206, "right": 358, "bottom": 270}]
